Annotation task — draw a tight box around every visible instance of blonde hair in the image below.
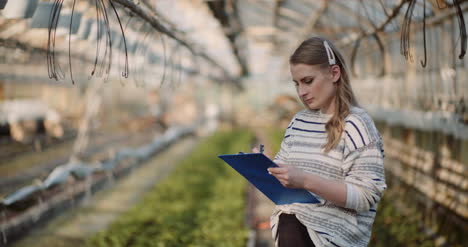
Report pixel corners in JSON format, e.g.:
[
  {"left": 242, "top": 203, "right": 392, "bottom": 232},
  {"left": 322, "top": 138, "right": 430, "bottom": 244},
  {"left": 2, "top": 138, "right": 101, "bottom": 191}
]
[{"left": 289, "top": 37, "right": 358, "bottom": 152}]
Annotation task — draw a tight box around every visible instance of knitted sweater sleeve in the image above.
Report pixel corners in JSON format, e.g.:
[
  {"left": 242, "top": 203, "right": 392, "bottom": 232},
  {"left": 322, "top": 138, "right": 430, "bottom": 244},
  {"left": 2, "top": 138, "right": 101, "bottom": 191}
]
[{"left": 342, "top": 114, "right": 387, "bottom": 212}]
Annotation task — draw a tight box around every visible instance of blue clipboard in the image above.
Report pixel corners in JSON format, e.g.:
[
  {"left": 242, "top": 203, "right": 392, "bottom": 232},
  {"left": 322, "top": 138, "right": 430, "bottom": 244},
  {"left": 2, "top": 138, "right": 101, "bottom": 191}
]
[{"left": 218, "top": 153, "right": 320, "bottom": 205}]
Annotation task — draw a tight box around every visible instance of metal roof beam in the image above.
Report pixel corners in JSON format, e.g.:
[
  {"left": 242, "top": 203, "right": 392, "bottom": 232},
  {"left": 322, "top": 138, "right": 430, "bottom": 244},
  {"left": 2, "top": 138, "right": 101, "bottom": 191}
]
[{"left": 112, "top": 0, "right": 239, "bottom": 85}]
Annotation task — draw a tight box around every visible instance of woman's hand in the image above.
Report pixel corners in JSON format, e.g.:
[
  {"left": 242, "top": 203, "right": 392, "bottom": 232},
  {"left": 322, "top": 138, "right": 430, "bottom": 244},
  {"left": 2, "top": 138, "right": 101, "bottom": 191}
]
[
  {"left": 268, "top": 160, "right": 348, "bottom": 207},
  {"left": 268, "top": 161, "right": 307, "bottom": 189},
  {"left": 251, "top": 147, "right": 306, "bottom": 189}
]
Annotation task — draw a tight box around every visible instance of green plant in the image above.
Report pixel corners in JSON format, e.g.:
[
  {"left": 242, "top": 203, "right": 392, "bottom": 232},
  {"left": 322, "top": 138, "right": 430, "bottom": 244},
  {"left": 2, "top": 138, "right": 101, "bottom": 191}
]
[{"left": 87, "top": 130, "right": 253, "bottom": 247}]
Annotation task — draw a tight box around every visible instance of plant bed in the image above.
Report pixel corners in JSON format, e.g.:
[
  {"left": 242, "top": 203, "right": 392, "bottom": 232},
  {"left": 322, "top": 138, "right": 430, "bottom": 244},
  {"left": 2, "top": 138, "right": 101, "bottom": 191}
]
[
  {"left": 87, "top": 129, "right": 253, "bottom": 247},
  {"left": 0, "top": 127, "right": 193, "bottom": 246}
]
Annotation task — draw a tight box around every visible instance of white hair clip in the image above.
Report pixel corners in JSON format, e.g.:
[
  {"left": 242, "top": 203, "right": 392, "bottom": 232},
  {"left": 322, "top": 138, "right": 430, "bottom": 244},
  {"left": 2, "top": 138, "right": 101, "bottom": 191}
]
[{"left": 323, "top": 41, "right": 336, "bottom": 65}]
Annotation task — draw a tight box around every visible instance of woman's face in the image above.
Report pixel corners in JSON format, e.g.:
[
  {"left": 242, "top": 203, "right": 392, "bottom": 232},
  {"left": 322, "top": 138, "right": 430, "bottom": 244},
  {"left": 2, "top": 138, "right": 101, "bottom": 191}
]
[{"left": 290, "top": 63, "right": 340, "bottom": 114}]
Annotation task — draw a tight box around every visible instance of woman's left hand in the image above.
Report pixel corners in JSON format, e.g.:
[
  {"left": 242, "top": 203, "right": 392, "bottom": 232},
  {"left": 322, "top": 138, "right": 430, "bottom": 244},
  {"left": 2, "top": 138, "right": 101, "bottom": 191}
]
[{"left": 268, "top": 161, "right": 307, "bottom": 189}]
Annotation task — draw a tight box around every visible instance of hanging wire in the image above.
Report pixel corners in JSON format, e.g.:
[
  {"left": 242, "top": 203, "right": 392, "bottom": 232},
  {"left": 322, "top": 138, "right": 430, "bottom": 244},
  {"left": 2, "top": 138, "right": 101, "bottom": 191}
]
[
  {"left": 47, "top": 0, "right": 65, "bottom": 81},
  {"left": 167, "top": 43, "right": 182, "bottom": 89},
  {"left": 109, "top": 0, "right": 129, "bottom": 78},
  {"left": 176, "top": 46, "right": 184, "bottom": 87},
  {"left": 131, "top": 22, "right": 145, "bottom": 87},
  {"left": 175, "top": 47, "right": 184, "bottom": 88},
  {"left": 401, "top": 0, "right": 465, "bottom": 66},
  {"left": 44, "top": 0, "right": 225, "bottom": 86},
  {"left": 89, "top": 0, "right": 102, "bottom": 78},
  {"left": 453, "top": 0, "right": 466, "bottom": 59},
  {"left": 132, "top": 25, "right": 169, "bottom": 88},
  {"left": 159, "top": 33, "right": 168, "bottom": 87},
  {"left": 47, "top": 0, "right": 130, "bottom": 84},
  {"left": 117, "top": 12, "right": 134, "bottom": 86},
  {"left": 85, "top": 0, "right": 112, "bottom": 79},
  {"left": 421, "top": 0, "right": 427, "bottom": 68},
  {"left": 68, "top": 0, "right": 77, "bottom": 84},
  {"left": 97, "top": 0, "right": 112, "bottom": 80},
  {"left": 400, "top": 0, "right": 417, "bottom": 63},
  {"left": 133, "top": 23, "right": 152, "bottom": 87}
]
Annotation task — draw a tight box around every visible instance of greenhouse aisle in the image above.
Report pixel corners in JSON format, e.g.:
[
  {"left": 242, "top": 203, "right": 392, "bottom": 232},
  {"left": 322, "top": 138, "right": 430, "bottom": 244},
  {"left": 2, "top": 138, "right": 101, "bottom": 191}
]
[{"left": 10, "top": 136, "right": 199, "bottom": 247}]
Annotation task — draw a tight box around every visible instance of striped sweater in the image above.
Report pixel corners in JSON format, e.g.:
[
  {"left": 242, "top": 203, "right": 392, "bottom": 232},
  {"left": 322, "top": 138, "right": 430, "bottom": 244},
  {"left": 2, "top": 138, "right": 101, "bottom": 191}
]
[{"left": 271, "top": 106, "right": 386, "bottom": 247}]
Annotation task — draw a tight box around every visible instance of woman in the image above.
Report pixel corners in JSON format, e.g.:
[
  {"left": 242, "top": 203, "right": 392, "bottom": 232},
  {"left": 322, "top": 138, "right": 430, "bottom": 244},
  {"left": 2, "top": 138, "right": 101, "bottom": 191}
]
[{"left": 266, "top": 37, "right": 386, "bottom": 247}]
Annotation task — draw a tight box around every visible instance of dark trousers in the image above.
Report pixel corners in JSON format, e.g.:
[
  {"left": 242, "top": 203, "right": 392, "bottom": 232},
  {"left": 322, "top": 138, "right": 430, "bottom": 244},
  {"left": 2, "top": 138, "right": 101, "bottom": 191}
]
[{"left": 278, "top": 213, "right": 316, "bottom": 247}]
